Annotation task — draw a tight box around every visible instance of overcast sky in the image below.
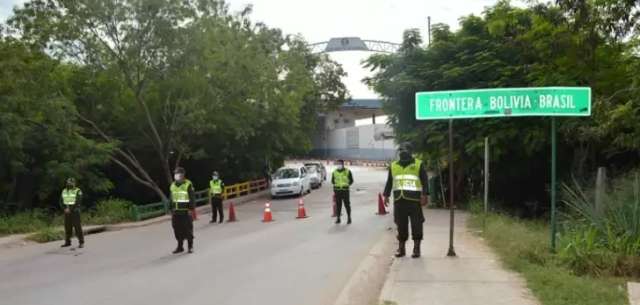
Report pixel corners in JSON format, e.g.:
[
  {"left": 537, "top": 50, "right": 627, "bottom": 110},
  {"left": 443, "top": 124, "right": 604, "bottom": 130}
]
[{"left": 1, "top": 0, "right": 514, "bottom": 98}]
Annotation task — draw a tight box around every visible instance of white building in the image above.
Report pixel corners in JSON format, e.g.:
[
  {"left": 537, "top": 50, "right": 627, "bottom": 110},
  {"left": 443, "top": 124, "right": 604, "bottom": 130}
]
[{"left": 311, "top": 99, "right": 397, "bottom": 161}]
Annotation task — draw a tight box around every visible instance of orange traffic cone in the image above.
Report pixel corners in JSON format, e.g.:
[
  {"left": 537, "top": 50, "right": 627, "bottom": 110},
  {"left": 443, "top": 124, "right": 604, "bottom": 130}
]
[
  {"left": 332, "top": 194, "right": 337, "bottom": 217},
  {"left": 191, "top": 207, "right": 198, "bottom": 220},
  {"left": 297, "top": 198, "right": 308, "bottom": 219},
  {"left": 227, "top": 202, "right": 237, "bottom": 222},
  {"left": 262, "top": 202, "right": 274, "bottom": 222},
  {"left": 376, "top": 193, "right": 388, "bottom": 215}
]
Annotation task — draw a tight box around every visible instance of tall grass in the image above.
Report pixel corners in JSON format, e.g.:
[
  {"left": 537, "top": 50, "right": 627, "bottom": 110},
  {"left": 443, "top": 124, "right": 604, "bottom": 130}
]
[
  {"left": 0, "top": 198, "right": 135, "bottom": 237},
  {"left": 560, "top": 171, "right": 640, "bottom": 277},
  {"left": 468, "top": 210, "right": 629, "bottom": 305}
]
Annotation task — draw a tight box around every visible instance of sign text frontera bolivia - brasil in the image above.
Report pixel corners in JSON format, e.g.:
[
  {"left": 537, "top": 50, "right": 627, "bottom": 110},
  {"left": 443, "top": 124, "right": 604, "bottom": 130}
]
[{"left": 415, "top": 87, "right": 591, "bottom": 120}]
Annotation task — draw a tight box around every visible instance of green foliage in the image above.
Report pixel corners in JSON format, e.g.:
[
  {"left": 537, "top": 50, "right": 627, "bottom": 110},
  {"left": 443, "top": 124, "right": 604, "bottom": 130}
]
[
  {"left": 26, "top": 227, "right": 65, "bottom": 243},
  {"left": 559, "top": 171, "right": 640, "bottom": 276},
  {"left": 0, "top": 209, "right": 50, "bottom": 235},
  {"left": 86, "top": 198, "right": 135, "bottom": 225},
  {"left": 1, "top": 0, "right": 347, "bottom": 207},
  {"left": 0, "top": 38, "right": 113, "bottom": 209},
  {"left": 364, "top": 0, "right": 640, "bottom": 209},
  {"left": 469, "top": 212, "right": 629, "bottom": 305}
]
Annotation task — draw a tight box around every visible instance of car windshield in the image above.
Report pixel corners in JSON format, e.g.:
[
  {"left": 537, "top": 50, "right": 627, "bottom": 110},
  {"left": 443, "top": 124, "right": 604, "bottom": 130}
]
[
  {"left": 305, "top": 164, "right": 320, "bottom": 170},
  {"left": 305, "top": 166, "right": 317, "bottom": 173},
  {"left": 274, "top": 168, "right": 299, "bottom": 179}
]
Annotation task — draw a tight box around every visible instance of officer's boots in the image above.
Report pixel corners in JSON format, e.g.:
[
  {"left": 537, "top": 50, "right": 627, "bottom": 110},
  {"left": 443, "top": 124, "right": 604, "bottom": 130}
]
[
  {"left": 173, "top": 240, "right": 184, "bottom": 254},
  {"left": 395, "top": 241, "right": 406, "bottom": 257},
  {"left": 412, "top": 240, "right": 421, "bottom": 258},
  {"left": 187, "top": 239, "right": 194, "bottom": 253}
]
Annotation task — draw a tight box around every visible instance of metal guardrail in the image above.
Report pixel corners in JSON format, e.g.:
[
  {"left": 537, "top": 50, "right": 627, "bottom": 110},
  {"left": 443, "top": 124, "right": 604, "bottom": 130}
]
[{"left": 132, "top": 178, "right": 269, "bottom": 221}]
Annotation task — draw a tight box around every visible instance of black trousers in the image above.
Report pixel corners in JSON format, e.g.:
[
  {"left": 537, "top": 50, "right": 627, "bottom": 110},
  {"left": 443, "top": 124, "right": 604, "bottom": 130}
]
[
  {"left": 211, "top": 197, "right": 224, "bottom": 222},
  {"left": 172, "top": 212, "right": 193, "bottom": 247},
  {"left": 64, "top": 210, "right": 84, "bottom": 244},
  {"left": 334, "top": 190, "right": 351, "bottom": 218},
  {"left": 394, "top": 199, "right": 425, "bottom": 241}
]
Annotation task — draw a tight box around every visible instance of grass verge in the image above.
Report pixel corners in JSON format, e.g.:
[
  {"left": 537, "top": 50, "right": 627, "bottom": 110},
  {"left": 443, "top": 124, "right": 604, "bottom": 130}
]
[
  {"left": 469, "top": 213, "right": 629, "bottom": 305},
  {"left": 1, "top": 198, "right": 135, "bottom": 242}
]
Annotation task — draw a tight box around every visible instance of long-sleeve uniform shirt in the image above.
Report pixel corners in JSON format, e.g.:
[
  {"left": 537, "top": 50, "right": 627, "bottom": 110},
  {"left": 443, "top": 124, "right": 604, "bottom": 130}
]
[{"left": 383, "top": 159, "right": 429, "bottom": 199}]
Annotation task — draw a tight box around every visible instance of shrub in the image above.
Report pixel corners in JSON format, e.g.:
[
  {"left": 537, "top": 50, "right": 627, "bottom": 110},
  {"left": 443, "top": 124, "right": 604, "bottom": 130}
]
[
  {"left": 27, "top": 227, "right": 65, "bottom": 243},
  {"left": 560, "top": 171, "right": 640, "bottom": 277},
  {"left": 0, "top": 209, "right": 51, "bottom": 235},
  {"left": 87, "top": 198, "right": 135, "bottom": 225}
]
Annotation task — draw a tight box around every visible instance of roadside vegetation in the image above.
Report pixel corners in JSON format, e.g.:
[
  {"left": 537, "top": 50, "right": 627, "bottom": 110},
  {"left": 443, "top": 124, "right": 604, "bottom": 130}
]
[
  {"left": 468, "top": 170, "right": 640, "bottom": 305},
  {"left": 0, "top": 0, "right": 348, "bottom": 216},
  {"left": 1, "top": 198, "right": 135, "bottom": 241},
  {"left": 469, "top": 206, "right": 629, "bottom": 305}
]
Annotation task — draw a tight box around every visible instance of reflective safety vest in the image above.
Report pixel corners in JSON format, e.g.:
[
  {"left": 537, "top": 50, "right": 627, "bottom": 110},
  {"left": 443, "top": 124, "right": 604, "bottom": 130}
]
[
  {"left": 171, "top": 180, "right": 193, "bottom": 211},
  {"left": 209, "top": 180, "right": 223, "bottom": 196},
  {"left": 391, "top": 159, "right": 423, "bottom": 202},
  {"left": 333, "top": 169, "right": 351, "bottom": 190},
  {"left": 61, "top": 188, "right": 81, "bottom": 206}
]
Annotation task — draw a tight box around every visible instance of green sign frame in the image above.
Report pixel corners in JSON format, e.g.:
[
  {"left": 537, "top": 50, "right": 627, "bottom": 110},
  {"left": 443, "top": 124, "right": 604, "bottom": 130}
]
[{"left": 415, "top": 87, "right": 591, "bottom": 120}]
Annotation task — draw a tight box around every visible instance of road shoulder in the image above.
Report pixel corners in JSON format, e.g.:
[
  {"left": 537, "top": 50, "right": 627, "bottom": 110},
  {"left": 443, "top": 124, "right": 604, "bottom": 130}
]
[{"left": 379, "top": 209, "right": 540, "bottom": 305}]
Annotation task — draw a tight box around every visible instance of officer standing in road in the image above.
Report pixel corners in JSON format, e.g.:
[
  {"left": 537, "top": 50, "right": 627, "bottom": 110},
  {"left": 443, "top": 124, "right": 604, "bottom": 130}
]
[
  {"left": 60, "top": 178, "right": 85, "bottom": 248},
  {"left": 332, "top": 159, "right": 354, "bottom": 224},
  {"left": 383, "top": 142, "right": 429, "bottom": 258},
  {"left": 170, "top": 167, "right": 196, "bottom": 254},
  {"left": 208, "top": 171, "right": 225, "bottom": 224}
]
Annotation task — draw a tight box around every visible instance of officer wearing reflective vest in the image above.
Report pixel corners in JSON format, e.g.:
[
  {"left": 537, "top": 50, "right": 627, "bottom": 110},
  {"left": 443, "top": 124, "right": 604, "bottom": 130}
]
[
  {"left": 170, "top": 167, "right": 196, "bottom": 254},
  {"left": 383, "top": 142, "right": 429, "bottom": 258},
  {"left": 332, "top": 159, "right": 354, "bottom": 224},
  {"left": 60, "top": 178, "right": 84, "bottom": 248},
  {"left": 208, "top": 171, "right": 225, "bottom": 224}
]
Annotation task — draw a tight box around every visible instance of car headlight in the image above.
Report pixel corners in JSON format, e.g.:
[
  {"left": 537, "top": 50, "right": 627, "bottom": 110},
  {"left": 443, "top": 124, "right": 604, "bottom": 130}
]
[{"left": 292, "top": 182, "right": 300, "bottom": 186}]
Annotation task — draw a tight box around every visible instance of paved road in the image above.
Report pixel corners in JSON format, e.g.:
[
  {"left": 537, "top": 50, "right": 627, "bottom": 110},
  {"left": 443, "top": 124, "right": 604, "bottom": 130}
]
[{"left": 0, "top": 165, "right": 392, "bottom": 305}]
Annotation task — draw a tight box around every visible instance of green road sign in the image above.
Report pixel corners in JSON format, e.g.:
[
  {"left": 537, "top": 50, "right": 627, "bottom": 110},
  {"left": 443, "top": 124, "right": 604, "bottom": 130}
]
[{"left": 415, "top": 87, "right": 591, "bottom": 120}]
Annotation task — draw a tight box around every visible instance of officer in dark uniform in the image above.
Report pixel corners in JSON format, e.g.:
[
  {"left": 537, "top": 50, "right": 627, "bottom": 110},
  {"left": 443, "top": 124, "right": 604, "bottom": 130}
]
[
  {"left": 170, "top": 167, "right": 196, "bottom": 254},
  {"left": 383, "top": 143, "right": 429, "bottom": 258},
  {"left": 60, "top": 178, "right": 84, "bottom": 248},
  {"left": 332, "top": 159, "right": 354, "bottom": 224},
  {"left": 208, "top": 171, "right": 225, "bottom": 223}
]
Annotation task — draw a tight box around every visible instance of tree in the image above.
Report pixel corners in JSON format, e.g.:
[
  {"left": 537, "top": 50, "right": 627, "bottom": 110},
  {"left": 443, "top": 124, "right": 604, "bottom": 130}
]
[
  {"left": 6, "top": 0, "right": 348, "bottom": 202},
  {"left": 0, "top": 38, "right": 112, "bottom": 209},
  {"left": 364, "top": 0, "right": 638, "bottom": 210}
]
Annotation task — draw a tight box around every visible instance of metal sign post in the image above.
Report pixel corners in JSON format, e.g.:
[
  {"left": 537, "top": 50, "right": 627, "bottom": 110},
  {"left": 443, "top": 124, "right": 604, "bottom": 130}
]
[
  {"left": 447, "top": 119, "right": 456, "bottom": 257},
  {"left": 415, "top": 87, "right": 591, "bottom": 253}
]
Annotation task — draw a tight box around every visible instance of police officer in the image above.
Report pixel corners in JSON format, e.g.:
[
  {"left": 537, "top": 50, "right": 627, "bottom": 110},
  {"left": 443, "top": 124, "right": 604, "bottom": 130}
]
[
  {"left": 60, "top": 178, "right": 84, "bottom": 248},
  {"left": 170, "top": 167, "right": 196, "bottom": 254},
  {"left": 332, "top": 159, "right": 354, "bottom": 224},
  {"left": 383, "top": 143, "right": 429, "bottom": 258},
  {"left": 208, "top": 171, "right": 225, "bottom": 224}
]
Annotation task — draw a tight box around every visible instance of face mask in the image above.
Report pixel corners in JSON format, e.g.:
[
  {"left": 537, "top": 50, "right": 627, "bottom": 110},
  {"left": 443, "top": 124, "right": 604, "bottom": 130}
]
[
  {"left": 67, "top": 184, "right": 75, "bottom": 188},
  {"left": 339, "top": 164, "right": 344, "bottom": 169},
  {"left": 399, "top": 151, "right": 412, "bottom": 161},
  {"left": 174, "top": 173, "right": 183, "bottom": 181},
  {"left": 212, "top": 176, "right": 219, "bottom": 180}
]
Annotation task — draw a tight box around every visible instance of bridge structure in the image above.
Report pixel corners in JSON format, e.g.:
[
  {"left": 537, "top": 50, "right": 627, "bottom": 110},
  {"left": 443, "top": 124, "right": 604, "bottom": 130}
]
[{"left": 308, "top": 37, "right": 400, "bottom": 161}]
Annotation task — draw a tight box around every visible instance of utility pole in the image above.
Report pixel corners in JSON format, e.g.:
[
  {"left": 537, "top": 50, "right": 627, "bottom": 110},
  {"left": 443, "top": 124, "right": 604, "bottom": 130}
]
[{"left": 427, "top": 16, "right": 431, "bottom": 46}]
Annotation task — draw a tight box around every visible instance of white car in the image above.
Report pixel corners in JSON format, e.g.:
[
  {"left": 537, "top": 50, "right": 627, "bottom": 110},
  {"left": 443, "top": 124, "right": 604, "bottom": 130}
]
[
  {"left": 305, "top": 165, "right": 322, "bottom": 189},
  {"left": 270, "top": 166, "right": 312, "bottom": 198}
]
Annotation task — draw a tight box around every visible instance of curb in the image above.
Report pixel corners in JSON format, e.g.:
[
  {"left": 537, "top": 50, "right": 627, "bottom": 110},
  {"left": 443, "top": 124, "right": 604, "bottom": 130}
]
[
  {"left": 629, "top": 282, "right": 640, "bottom": 305},
  {"left": 334, "top": 226, "right": 396, "bottom": 305}
]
